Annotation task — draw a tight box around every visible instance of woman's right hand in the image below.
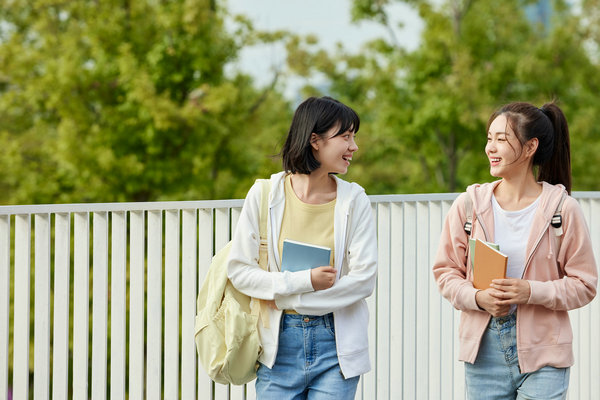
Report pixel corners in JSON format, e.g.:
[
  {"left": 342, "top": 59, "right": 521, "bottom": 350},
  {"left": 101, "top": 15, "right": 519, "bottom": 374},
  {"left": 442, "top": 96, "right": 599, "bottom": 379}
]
[
  {"left": 311, "top": 266, "right": 337, "bottom": 291},
  {"left": 475, "top": 289, "right": 511, "bottom": 317}
]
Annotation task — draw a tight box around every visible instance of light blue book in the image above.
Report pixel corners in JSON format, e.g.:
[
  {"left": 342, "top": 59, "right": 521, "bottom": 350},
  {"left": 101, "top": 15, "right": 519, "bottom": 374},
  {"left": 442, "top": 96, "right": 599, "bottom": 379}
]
[{"left": 281, "top": 239, "right": 331, "bottom": 272}]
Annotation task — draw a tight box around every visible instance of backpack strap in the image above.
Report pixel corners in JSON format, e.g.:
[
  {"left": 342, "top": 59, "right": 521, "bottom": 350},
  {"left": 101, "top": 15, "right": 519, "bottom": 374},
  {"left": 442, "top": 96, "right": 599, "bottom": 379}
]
[
  {"left": 255, "top": 179, "right": 271, "bottom": 328},
  {"left": 551, "top": 192, "right": 567, "bottom": 237},
  {"left": 464, "top": 193, "right": 474, "bottom": 236},
  {"left": 258, "top": 178, "right": 270, "bottom": 270}
]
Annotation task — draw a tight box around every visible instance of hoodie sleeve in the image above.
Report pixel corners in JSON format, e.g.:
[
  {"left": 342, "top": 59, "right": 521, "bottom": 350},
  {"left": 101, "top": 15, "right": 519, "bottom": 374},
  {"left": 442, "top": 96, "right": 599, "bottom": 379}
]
[
  {"left": 274, "top": 191, "right": 377, "bottom": 315},
  {"left": 227, "top": 181, "right": 315, "bottom": 300},
  {"left": 527, "top": 197, "right": 598, "bottom": 310},
  {"left": 432, "top": 193, "right": 482, "bottom": 311}
]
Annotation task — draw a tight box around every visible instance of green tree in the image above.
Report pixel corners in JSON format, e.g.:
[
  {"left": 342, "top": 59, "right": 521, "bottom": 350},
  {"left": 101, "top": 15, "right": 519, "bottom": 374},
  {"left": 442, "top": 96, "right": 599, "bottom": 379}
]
[
  {"left": 284, "top": 0, "right": 600, "bottom": 193},
  {"left": 0, "top": 0, "right": 291, "bottom": 204}
]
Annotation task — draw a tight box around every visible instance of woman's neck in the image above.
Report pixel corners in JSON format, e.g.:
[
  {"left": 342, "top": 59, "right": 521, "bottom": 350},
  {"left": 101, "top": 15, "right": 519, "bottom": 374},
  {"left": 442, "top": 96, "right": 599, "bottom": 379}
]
[
  {"left": 494, "top": 173, "right": 542, "bottom": 211},
  {"left": 289, "top": 170, "right": 337, "bottom": 204}
]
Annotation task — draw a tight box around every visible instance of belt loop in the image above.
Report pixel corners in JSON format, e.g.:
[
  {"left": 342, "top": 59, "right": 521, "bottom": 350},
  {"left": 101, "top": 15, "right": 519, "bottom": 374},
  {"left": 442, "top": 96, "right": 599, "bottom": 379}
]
[{"left": 325, "top": 313, "right": 334, "bottom": 329}]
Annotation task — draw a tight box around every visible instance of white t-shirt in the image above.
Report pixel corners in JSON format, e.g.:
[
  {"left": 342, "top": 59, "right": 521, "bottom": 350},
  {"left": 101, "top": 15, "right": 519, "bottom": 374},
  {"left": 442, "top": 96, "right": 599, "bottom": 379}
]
[{"left": 492, "top": 194, "right": 541, "bottom": 280}]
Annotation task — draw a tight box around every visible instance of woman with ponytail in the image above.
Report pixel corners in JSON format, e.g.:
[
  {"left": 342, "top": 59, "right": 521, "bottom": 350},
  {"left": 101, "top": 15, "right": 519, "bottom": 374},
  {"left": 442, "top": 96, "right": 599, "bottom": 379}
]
[{"left": 433, "top": 101, "right": 597, "bottom": 399}]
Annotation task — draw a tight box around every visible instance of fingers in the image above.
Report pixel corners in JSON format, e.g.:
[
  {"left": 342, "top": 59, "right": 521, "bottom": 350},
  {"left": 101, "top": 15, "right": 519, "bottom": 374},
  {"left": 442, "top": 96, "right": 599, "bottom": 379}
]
[
  {"left": 310, "top": 267, "right": 337, "bottom": 291},
  {"left": 490, "top": 309, "right": 511, "bottom": 317},
  {"left": 318, "top": 266, "right": 337, "bottom": 273},
  {"left": 486, "top": 288, "right": 507, "bottom": 299}
]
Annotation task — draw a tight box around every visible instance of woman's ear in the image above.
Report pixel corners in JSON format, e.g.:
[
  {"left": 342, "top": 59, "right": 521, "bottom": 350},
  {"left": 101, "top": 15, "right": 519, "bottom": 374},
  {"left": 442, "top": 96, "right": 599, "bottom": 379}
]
[
  {"left": 525, "top": 137, "right": 539, "bottom": 158},
  {"left": 310, "top": 133, "right": 320, "bottom": 150}
]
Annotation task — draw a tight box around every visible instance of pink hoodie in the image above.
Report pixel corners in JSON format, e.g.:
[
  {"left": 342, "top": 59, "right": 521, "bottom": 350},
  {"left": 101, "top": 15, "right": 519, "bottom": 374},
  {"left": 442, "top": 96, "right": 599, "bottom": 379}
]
[{"left": 433, "top": 180, "right": 597, "bottom": 373}]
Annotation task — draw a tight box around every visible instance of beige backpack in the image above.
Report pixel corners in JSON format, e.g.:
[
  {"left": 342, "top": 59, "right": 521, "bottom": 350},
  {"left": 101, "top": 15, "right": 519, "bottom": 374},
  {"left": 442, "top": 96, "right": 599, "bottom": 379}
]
[{"left": 194, "top": 179, "right": 270, "bottom": 385}]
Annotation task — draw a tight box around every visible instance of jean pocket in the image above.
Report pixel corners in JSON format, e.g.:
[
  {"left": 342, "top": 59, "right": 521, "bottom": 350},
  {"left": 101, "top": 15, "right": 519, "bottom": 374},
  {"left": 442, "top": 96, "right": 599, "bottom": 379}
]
[{"left": 325, "top": 316, "right": 335, "bottom": 338}]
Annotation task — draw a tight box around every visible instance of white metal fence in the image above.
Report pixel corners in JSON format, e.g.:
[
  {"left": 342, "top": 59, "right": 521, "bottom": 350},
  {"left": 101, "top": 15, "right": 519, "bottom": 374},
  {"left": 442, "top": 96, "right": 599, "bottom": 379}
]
[{"left": 0, "top": 193, "right": 599, "bottom": 400}]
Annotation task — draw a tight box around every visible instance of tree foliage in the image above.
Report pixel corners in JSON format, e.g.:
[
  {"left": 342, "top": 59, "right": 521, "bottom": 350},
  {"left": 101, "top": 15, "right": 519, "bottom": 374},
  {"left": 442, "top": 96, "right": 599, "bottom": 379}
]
[
  {"left": 286, "top": 0, "right": 600, "bottom": 193},
  {"left": 0, "top": 0, "right": 290, "bottom": 204},
  {"left": 1, "top": 0, "right": 599, "bottom": 206}
]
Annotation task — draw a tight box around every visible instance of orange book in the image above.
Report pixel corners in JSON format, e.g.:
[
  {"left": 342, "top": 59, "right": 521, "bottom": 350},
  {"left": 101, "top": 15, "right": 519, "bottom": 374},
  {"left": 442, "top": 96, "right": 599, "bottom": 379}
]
[{"left": 473, "top": 238, "right": 507, "bottom": 289}]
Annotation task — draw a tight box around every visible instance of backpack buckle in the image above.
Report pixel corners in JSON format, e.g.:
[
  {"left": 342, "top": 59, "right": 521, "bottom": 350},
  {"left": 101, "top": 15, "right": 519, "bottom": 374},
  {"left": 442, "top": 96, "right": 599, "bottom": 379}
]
[
  {"left": 551, "top": 214, "right": 562, "bottom": 228},
  {"left": 464, "top": 221, "right": 472, "bottom": 235}
]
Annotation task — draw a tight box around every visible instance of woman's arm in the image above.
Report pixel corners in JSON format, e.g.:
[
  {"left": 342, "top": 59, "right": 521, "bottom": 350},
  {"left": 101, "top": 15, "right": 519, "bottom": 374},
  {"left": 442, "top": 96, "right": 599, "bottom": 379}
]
[
  {"left": 526, "top": 197, "right": 598, "bottom": 310},
  {"left": 432, "top": 193, "right": 482, "bottom": 311}
]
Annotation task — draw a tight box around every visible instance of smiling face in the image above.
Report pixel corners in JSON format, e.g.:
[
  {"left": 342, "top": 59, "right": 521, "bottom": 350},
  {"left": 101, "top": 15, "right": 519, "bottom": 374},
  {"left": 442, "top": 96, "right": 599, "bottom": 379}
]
[
  {"left": 312, "top": 125, "right": 358, "bottom": 175},
  {"left": 486, "top": 114, "right": 537, "bottom": 178}
]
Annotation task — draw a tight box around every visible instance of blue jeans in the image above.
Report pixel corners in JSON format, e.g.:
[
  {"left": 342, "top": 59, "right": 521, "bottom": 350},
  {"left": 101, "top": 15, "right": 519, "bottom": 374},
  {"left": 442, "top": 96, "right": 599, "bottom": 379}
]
[
  {"left": 465, "top": 313, "right": 570, "bottom": 400},
  {"left": 255, "top": 313, "right": 359, "bottom": 400}
]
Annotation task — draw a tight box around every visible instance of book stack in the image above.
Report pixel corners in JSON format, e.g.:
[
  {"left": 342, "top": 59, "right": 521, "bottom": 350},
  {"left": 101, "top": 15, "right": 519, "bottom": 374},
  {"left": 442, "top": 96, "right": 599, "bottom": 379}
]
[{"left": 470, "top": 238, "right": 507, "bottom": 289}]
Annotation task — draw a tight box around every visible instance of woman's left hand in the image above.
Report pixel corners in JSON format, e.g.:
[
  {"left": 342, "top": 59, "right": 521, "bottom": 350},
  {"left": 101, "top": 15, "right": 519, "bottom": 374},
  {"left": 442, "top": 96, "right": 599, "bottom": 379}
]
[{"left": 490, "top": 278, "right": 531, "bottom": 305}]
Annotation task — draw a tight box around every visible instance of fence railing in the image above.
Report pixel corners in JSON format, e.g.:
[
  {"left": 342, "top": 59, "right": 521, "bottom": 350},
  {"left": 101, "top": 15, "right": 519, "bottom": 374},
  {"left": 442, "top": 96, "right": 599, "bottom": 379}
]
[{"left": 0, "top": 192, "right": 599, "bottom": 400}]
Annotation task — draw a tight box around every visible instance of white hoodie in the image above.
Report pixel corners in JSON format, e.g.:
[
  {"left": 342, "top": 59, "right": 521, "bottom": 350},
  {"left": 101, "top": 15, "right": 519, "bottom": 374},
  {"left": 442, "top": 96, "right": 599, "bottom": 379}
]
[{"left": 227, "top": 171, "right": 377, "bottom": 378}]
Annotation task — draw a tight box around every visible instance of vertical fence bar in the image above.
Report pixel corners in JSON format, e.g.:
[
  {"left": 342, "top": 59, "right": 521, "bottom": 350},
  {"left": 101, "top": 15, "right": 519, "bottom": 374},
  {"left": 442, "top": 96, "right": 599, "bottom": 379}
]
[
  {"left": 73, "top": 212, "right": 90, "bottom": 400},
  {"left": 52, "top": 213, "right": 71, "bottom": 400},
  {"left": 415, "top": 202, "right": 430, "bottom": 400},
  {"left": 91, "top": 212, "right": 109, "bottom": 400},
  {"left": 0, "top": 215, "right": 10, "bottom": 400},
  {"left": 389, "top": 202, "right": 403, "bottom": 400},
  {"left": 147, "top": 211, "right": 163, "bottom": 400},
  {"left": 376, "top": 203, "right": 391, "bottom": 400},
  {"left": 129, "top": 211, "right": 145, "bottom": 400},
  {"left": 111, "top": 212, "right": 127, "bottom": 400},
  {"left": 13, "top": 214, "right": 31, "bottom": 400},
  {"left": 164, "top": 210, "right": 180, "bottom": 400},
  {"left": 33, "top": 214, "right": 51, "bottom": 399},
  {"left": 181, "top": 209, "right": 197, "bottom": 400},
  {"left": 403, "top": 202, "right": 417, "bottom": 399},
  {"left": 198, "top": 208, "right": 214, "bottom": 400}
]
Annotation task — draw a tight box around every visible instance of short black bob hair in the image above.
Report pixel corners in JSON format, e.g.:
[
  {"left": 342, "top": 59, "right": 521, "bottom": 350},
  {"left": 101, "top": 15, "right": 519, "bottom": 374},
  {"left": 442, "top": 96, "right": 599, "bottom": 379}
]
[{"left": 281, "top": 96, "right": 360, "bottom": 174}]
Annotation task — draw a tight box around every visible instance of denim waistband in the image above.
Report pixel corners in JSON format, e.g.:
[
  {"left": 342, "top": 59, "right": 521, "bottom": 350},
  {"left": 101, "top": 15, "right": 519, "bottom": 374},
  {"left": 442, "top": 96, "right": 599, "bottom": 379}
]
[
  {"left": 489, "top": 312, "right": 516, "bottom": 329},
  {"left": 281, "top": 312, "right": 334, "bottom": 329}
]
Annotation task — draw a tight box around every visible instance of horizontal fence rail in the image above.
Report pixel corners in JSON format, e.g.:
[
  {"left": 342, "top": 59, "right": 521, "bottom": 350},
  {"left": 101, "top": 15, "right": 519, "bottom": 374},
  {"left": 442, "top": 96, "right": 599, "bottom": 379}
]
[{"left": 0, "top": 192, "right": 599, "bottom": 400}]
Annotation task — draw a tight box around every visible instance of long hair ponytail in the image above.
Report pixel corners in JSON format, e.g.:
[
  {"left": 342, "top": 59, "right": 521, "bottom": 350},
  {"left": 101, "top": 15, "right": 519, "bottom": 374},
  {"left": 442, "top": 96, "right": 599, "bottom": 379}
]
[{"left": 536, "top": 102, "right": 571, "bottom": 193}]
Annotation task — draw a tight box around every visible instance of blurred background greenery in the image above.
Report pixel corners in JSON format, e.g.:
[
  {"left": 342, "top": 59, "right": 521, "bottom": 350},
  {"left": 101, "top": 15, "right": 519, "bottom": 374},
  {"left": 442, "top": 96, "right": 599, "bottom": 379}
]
[{"left": 1, "top": 0, "right": 599, "bottom": 206}]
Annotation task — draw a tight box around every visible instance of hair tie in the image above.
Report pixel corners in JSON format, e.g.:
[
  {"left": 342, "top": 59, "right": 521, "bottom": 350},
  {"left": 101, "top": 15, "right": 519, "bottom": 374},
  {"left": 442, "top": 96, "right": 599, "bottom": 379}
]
[{"left": 539, "top": 106, "right": 552, "bottom": 121}]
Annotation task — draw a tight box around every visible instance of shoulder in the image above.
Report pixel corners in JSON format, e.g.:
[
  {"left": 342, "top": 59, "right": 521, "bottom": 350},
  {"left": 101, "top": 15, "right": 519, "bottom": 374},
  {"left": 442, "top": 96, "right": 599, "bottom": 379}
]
[
  {"left": 244, "top": 180, "right": 263, "bottom": 202},
  {"left": 449, "top": 191, "right": 472, "bottom": 216},
  {"left": 561, "top": 194, "right": 585, "bottom": 222},
  {"left": 332, "top": 175, "right": 367, "bottom": 202},
  {"left": 540, "top": 182, "right": 578, "bottom": 215}
]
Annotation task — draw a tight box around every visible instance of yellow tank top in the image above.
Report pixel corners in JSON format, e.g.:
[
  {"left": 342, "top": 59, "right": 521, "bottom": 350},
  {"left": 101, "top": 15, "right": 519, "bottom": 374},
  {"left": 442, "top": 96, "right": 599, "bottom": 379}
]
[{"left": 278, "top": 174, "right": 336, "bottom": 267}]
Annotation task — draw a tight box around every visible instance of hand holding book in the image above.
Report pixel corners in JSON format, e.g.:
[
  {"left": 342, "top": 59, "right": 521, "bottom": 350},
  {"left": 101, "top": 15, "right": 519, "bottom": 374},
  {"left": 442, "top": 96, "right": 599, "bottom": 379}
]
[
  {"left": 311, "top": 267, "right": 337, "bottom": 291},
  {"left": 281, "top": 239, "right": 335, "bottom": 291},
  {"left": 489, "top": 279, "right": 532, "bottom": 305}
]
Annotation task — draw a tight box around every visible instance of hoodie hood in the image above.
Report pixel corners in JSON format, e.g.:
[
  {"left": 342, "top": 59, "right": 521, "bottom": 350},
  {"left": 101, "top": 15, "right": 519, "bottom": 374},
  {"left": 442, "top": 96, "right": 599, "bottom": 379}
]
[{"left": 466, "top": 179, "right": 569, "bottom": 260}]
